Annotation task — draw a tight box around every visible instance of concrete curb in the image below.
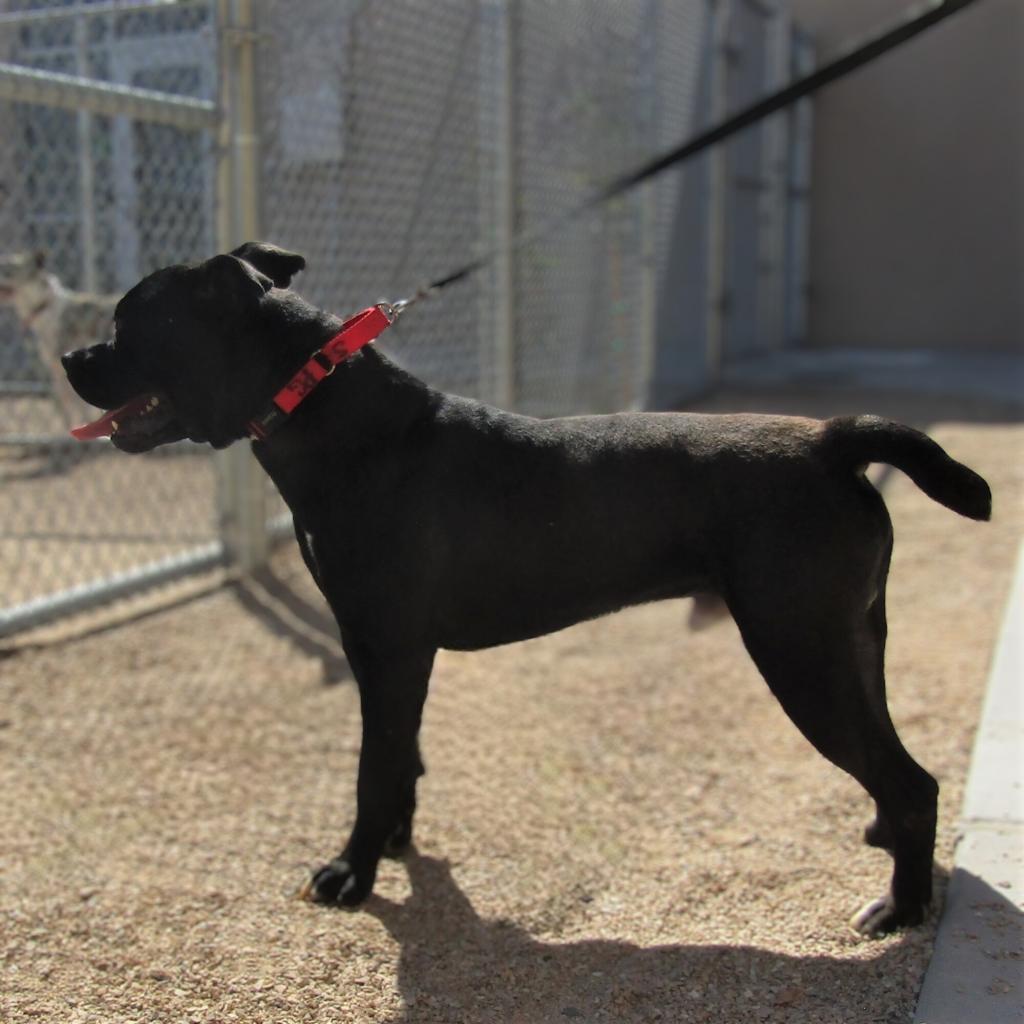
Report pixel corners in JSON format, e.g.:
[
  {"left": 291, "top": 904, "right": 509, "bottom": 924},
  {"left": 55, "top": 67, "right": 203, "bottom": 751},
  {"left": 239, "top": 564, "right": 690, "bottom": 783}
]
[{"left": 914, "top": 541, "right": 1024, "bottom": 1023}]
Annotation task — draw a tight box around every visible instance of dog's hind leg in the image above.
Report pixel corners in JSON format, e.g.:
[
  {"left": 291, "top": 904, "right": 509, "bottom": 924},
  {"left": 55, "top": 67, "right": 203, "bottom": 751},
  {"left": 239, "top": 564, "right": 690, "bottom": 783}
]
[
  {"left": 729, "top": 578, "right": 937, "bottom": 937},
  {"left": 303, "top": 640, "right": 435, "bottom": 906},
  {"left": 859, "top": 562, "right": 900, "bottom": 854}
]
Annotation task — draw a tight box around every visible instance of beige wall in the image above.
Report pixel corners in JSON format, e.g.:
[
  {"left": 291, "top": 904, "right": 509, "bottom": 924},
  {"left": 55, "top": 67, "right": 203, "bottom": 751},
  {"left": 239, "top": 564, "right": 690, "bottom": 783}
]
[{"left": 788, "top": 0, "right": 1022, "bottom": 351}]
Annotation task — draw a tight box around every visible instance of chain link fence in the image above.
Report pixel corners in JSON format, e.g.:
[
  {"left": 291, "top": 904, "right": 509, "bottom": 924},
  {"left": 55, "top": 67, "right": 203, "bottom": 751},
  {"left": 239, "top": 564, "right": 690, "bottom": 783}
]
[
  {"left": 0, "top": 0, "right": 811, "bottom": 636},
  {"left": 0, "top": 0, "right": 222, "bottom": 633}
]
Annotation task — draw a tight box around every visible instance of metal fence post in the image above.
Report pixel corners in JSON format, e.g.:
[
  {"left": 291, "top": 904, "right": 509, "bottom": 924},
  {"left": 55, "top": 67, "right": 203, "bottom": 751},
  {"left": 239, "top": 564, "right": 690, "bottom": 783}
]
[
  {"left": 758, "top": 1, "right": 791, "bottom": 352},
  {"left": 785, "top": 28, "right": 814, "bottom": 346},
  {"left": 487, "top": 0, "right": 517, "bottom": 411},
  {"left": 216, "top": 0, "right": 267, "bottom": 574},
  {"left": 705, "top": 0, "right": 732, "bottom": 385},
  {"left": 634, "top": 0, "right": 658, "bottom": 410},
  {"left": 74, "top": 12, "right": 98, "bottom": 293}
]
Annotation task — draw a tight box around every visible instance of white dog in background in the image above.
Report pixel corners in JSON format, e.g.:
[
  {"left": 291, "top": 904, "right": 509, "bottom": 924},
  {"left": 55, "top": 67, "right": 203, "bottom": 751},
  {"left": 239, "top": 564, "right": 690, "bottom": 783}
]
[{"left": 0, "top": 251, "right": 116, "bottom": 427}]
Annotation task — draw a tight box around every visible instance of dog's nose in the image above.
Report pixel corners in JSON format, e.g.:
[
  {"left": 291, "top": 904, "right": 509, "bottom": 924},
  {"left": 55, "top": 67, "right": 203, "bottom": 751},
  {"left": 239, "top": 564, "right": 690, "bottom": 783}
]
[
  {"left": 60, "top": 343, "right": 103, "bottom": 389},
  {"left": 62, "top": 340, "right": 106, "bottom": 371}
]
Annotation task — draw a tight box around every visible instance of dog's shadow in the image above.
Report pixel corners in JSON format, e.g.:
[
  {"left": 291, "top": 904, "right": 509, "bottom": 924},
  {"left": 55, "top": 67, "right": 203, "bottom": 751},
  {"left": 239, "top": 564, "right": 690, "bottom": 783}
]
[
  {"left": 233, "top": 564, "right": 350, "bottom": 683},
  {"left": 360, "top": 850, "right": 961, "bottom": 1024}
]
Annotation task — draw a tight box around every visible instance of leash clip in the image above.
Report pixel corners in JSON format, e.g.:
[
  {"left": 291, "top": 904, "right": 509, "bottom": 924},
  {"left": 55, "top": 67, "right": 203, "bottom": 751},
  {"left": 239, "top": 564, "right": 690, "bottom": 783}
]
[{"left": 378, "top": 284, "right": 437, "bottom": 324}]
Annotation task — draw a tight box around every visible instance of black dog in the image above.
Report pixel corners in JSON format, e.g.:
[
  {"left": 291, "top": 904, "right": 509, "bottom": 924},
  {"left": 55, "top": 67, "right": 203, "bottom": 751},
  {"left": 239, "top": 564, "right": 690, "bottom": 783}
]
[{"left": 62, "top": 242, "right": 991, "bottom": 936}]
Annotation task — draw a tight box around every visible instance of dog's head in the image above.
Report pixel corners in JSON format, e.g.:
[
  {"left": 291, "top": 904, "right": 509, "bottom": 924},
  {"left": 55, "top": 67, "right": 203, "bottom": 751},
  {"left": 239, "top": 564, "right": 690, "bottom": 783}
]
[
  {"left": 62, "top": 242, "right": 308, "bottom": 453},
  {"left": 0, "top": 250, "right": 49, "bottom": 303}
]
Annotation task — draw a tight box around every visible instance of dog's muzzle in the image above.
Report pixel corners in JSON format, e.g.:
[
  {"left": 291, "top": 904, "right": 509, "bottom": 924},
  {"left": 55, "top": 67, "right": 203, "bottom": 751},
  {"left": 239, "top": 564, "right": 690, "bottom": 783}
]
[
  {"left": 62, "top": 343, "right": 187, "bottom": 452},
  {"left": 69, "top": 392, "right": 170, "bottom": 441}
]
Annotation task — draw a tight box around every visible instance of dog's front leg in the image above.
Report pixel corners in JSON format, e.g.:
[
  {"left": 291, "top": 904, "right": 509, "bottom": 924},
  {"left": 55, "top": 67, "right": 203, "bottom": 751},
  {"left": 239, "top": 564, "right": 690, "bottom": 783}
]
[{"left": 304, "top": 641, "right": 435, "bottom": 906}]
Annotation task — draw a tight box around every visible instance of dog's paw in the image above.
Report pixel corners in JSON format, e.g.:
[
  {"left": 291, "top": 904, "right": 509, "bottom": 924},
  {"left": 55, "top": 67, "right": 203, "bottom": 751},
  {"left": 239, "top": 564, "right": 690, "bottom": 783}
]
[
  {"left": 850, "top": 894, "right": 925, "bottom": 937},
  {"left": 299, "top": 858, "right": 374, "bottom": 907}
]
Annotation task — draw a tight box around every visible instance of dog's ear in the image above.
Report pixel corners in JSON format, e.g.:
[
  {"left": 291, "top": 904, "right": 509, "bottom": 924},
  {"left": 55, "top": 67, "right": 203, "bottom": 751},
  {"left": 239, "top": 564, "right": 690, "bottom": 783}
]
[
  {"left": 197, "top": 253, "right": 274, "bottom": 307},
  {"left": 228, "top": 241, "right": 305, "bottom": 289},
  {"left": 32, "top": 250, "right": 46, "bottom": 269}
]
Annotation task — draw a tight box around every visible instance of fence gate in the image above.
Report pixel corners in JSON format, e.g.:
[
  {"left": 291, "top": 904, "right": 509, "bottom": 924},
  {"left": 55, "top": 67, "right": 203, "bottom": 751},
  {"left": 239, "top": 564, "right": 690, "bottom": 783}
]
[{"left": 0, "top": 0, "right": 224, "bottom": 636}]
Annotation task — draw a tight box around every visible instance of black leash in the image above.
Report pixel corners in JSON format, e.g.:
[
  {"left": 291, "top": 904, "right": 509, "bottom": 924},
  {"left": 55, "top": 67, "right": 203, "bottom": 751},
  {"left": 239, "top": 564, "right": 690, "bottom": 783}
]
[{"left": 391, "top": 0, "right": 984, "bottom": 316}]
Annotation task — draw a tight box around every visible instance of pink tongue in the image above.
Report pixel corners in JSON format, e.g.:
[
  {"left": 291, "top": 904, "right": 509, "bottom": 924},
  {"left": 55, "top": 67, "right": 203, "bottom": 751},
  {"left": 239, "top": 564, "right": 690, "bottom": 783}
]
[{"left": 70, "top": 394, "right": 154, "bottom": 441}]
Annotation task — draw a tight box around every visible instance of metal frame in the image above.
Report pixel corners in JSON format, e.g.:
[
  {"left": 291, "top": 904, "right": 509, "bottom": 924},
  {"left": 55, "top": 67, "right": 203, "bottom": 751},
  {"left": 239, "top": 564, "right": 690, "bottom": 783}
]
[
  {"left": 0, "top": 1, "right": 210, "bottom": 26},
  {"left": 0, "top": 62, "right": 217, "bottom": 130},
  {"left": 0, "top": 543, "right": 224, "bottom": 637},
  {"left": 214, "top": 0, "right": 267, "bottom": 574}
]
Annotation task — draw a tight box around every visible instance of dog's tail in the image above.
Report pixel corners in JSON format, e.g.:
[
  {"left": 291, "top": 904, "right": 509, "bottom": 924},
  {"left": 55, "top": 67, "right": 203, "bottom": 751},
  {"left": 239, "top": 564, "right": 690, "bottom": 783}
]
[{"left": 822, "top": 415, "right": 991, "bottom": 521}]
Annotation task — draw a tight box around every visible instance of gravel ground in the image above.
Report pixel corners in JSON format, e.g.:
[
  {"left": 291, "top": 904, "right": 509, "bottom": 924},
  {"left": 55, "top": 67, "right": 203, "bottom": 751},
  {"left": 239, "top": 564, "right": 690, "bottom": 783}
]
[{"left": 1, "top": 389, "right": 1021, "bottom": 1024}]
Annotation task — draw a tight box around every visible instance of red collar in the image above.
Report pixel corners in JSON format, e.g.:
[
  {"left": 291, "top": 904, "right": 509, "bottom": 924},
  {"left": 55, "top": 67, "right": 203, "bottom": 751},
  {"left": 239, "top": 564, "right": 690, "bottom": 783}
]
[{"left": 247, "top": 304, "right": 395, "bottom": 440}]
